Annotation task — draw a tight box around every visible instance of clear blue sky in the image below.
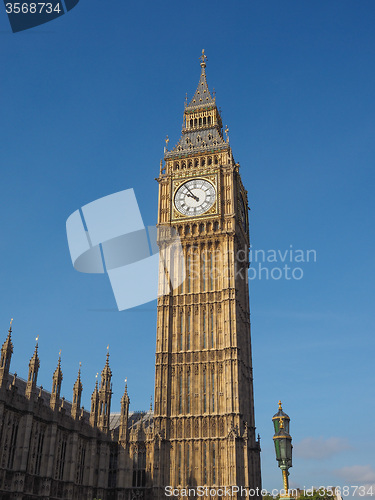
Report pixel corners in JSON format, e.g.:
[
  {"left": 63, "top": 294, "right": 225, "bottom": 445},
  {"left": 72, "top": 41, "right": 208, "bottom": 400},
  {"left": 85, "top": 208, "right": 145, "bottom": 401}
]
[{"left": 1, "top": 0, "right": 374, "bottom": 493}]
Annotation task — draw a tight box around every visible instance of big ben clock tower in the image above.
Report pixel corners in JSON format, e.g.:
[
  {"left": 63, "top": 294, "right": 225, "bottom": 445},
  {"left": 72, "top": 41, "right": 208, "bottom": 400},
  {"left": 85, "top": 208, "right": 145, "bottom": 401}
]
[{"left": 152, "top": 51, "right": 261, "bottom": 498}]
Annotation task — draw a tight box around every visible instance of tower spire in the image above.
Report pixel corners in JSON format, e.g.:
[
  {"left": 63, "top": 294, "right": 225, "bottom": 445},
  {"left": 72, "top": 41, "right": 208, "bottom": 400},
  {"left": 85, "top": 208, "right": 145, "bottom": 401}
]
[
  {"left": 90, "top": 372, "right": 99, "bottom": 427},
  {"left": 26, "top": 336, "right": 40, "bottom": 399},
  {"left": 50, "top": 350, "right": 63, "bottom": 410},
  {"left": 186, "top": 49, "right": 215, "bottom": 109},
  {"left": 0, "top": 319, "right": 14, "bottom": 390},
  {"left": 164, "top": 51, "right": 225, "bottom": 160},
  {"left": 98, "top": 348, "right": 113, "bottom": 433},
  {"left": 72, "top": 361, "right": 83, "bottom": 419},
  {"left": 120, "top": 378, "right": 130, "bottom": 441}
]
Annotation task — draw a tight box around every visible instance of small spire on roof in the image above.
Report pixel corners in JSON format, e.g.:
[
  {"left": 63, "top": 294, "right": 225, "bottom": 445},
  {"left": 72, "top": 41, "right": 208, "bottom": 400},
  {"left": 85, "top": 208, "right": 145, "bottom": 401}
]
[
  {"left": 278, "top": 400, "right": 283, "bottom": 411},
  {"left": 30, "top": 336, "right": 40, "bottom": 363},
  {"left": 2, "top": 318, "right": 14, "bottom": 353}
]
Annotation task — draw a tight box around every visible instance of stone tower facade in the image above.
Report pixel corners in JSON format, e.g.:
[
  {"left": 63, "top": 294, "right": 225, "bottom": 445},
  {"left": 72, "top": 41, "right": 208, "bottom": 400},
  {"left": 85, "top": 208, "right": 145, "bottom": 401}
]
[{"left": 153, "top": 50, "right": 261, "bottom": 498}]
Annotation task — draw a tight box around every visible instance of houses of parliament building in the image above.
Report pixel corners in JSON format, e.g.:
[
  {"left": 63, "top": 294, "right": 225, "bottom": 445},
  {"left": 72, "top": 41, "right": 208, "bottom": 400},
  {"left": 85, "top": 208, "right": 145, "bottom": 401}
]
[{"left": 0, "top": 52, "right": 262, "bottom": 499}]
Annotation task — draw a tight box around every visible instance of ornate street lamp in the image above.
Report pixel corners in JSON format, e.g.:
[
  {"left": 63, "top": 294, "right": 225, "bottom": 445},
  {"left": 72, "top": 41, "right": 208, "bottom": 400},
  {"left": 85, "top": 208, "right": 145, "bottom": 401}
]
[{"left": 273, "top": 401, "right": 293, "bottom": 498}]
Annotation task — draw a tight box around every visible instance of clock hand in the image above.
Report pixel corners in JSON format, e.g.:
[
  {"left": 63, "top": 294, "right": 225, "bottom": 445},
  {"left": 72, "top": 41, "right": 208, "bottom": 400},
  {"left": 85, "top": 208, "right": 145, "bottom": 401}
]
[
  {"left": 186, "top": 192, "right": 200, "bottom": 202},
  {"left": 185, "top": 186, "right": 199, "bottom": 202}
]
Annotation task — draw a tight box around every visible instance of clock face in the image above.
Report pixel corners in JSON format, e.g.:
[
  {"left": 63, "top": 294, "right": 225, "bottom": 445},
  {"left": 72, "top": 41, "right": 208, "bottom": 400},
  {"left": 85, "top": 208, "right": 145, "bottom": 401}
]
[{"left": 174, "top": 178, "right": 216, "bottom": 216}]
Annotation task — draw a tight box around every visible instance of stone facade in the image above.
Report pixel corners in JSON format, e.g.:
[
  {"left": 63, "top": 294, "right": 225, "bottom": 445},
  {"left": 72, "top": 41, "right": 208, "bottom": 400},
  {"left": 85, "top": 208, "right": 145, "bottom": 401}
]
[
  {"left": 0, "top": 331, "right": 153, "bottom": 500},
  {"left": 0, "top": 52, "right": 261, "bottom": 500}
]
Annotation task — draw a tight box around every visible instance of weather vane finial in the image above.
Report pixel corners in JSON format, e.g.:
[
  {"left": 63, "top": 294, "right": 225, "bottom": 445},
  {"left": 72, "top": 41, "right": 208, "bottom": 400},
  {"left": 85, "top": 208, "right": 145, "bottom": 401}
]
[{"left": 200, "top": 49, "right": 207, "bottom": 68}]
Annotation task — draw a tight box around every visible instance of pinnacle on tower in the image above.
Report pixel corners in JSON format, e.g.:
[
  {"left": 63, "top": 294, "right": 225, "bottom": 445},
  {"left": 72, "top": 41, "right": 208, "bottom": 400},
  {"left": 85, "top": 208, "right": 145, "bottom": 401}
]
[
  {"left": 90, "top": 373, "right": 99, "bottom": 427},
  {"left": 2, "top": 318, "right": 14, "bottom": 356},
  {"left": 74, "top": 362, "right": 83, "bottom": 394},
  {"left": 98, "top": 348, "right": 113, "bottom": 433},
  {"left": 50, "top": 351, "right": 63, "bottom": 410},
  {"left": 72, "top": 362, "right": 83, "bottom": 419},
  {"left": 0, "top": 319, "right": 14, "bottom": 390},
  {"left": 185, "top": 49, "right": 215, "bottom": 109},
  {"left": 53, "top": 351, "right": 63, "bottom": 385},
  {"left": 121, "top": 378, "right": 129, "bottom": 405},
  {"left": 165, "top": 50, "right": 225, "bottom": 159},
  {"left": 100, "top": 346, "right": 112, "bottom": 391},
  {"left": 120, "top": 378, "right": 130, "bottom": 441},
  {"left": 26, "top": 336, "right": 40, "bottom": 399}
]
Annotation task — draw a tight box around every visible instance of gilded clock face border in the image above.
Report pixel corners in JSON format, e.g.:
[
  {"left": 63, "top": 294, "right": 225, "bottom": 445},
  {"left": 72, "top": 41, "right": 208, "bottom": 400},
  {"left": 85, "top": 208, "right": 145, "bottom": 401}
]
[{"left": 171, "top": 173, "right": 220, "bottom": 221}]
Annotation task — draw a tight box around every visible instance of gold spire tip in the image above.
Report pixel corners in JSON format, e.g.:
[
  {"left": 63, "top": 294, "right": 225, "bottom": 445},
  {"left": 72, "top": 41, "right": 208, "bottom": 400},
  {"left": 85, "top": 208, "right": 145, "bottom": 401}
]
[
  {"left": 35, "top": 335, "right": 39, "bottom": 343},
  {"left": 10, "top": 318, "right": 13, "bottom": 327},
  {"left": 278, "top": 400, "right": 282, "bottom": 410},
  {"left": 200, "top": 49, "right": 207, "bottom": 68}
]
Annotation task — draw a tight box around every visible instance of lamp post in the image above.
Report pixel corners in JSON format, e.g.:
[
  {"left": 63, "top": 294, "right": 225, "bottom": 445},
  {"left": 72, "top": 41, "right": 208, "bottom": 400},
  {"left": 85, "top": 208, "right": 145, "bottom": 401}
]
[{"left": 273, "top": 401, "right": 293, "bottom": 498}]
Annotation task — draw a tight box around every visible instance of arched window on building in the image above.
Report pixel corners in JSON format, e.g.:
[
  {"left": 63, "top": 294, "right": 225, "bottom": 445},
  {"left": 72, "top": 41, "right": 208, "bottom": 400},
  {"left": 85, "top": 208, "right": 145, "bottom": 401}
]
[{"left": 132, "top": 447, "right": 146, "bottom": 487}]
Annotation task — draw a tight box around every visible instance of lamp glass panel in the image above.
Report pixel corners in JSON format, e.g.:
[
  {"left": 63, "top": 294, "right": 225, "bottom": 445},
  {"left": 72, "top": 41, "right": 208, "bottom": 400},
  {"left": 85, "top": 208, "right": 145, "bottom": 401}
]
[
  {"left": 273, "top": 419, "right": 279, "bottom": 433},
  {"left": 274, "top": 440, "right": 281, "bottom": 461},
  {"left": 279, "top": 438, "right": 287, "bottom": 460},
  {"left": 286, "top": 440, "right": 292, "bottom": 465}
]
